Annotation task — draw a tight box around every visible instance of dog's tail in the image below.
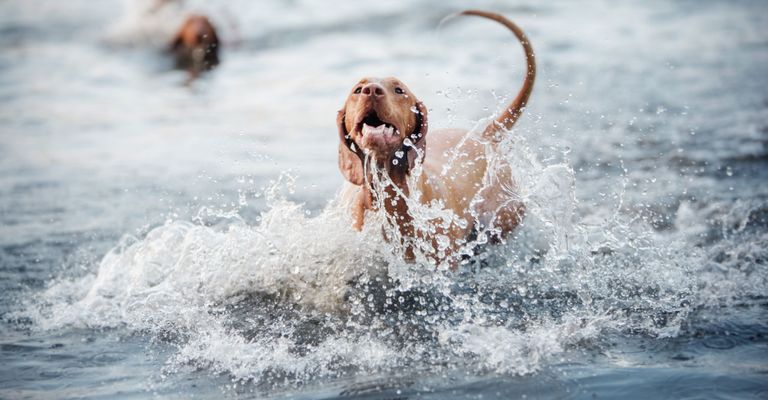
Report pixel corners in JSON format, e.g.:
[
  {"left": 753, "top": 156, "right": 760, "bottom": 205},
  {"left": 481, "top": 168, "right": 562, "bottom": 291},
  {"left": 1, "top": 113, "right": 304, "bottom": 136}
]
[{"left": 460, "top": 10, "right": 536, "bottom": 139}]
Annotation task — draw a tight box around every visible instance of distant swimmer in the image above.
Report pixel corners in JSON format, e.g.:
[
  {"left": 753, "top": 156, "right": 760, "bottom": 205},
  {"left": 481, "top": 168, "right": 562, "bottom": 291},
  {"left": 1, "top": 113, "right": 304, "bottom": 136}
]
[{"left": 170, "top": 14, "right": 220, "bottom": 77}]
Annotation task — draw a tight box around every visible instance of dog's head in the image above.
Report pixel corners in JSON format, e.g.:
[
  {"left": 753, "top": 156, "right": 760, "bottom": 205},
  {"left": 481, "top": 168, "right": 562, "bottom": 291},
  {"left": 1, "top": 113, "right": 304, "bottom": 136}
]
[
  {"left": 171, "top": 15, "right": 220, "bottom": 72},
  {"left": 337, "top": 77, "right": 428, "bottom": 185}
]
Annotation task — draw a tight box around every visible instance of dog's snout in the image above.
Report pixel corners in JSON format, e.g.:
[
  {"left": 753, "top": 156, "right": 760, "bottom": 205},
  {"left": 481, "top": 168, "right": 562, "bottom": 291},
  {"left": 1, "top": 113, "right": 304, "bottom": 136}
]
[{"left": 362, "top": 83, "right": 385, "bottom": 97}]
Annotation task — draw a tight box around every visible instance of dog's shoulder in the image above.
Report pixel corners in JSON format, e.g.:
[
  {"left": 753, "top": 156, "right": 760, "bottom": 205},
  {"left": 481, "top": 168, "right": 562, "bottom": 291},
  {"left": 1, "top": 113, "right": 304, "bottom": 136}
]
[
  {"left": 423, "top": 128, "right": 486, "bottom": 175},
  {"left": 418, "top": 128, "right": 489, "bottom": 218}
]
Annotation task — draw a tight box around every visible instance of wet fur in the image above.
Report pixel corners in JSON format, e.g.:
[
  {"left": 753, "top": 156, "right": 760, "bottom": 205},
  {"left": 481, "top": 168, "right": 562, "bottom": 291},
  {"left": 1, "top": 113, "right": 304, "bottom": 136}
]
[
  {"left": 336, "top": 10, "right": 536, "bottom": 265},
  {"left": 170, "top": 15, "right": 220, "bottom": 76}
]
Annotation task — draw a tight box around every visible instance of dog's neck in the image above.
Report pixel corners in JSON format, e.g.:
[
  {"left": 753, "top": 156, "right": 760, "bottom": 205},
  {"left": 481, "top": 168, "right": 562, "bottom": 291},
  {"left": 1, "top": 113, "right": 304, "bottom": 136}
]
[
  {"left": 363, "top": 157, "right": 410, "bottom": 209},
  {"left": 361, "top": 160, "right": 416, "bottom": 260}
]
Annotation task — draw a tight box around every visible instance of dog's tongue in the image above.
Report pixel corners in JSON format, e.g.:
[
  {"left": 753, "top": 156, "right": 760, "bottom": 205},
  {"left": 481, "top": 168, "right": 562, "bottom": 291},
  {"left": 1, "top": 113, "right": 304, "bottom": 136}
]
[{"left": 362, "top": 123, "right": 394, "bottom": 136}]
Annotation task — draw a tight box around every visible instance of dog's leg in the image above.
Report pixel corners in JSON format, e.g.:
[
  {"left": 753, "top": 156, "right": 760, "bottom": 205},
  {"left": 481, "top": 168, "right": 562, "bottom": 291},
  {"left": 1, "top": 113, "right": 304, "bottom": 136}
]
[{"left": 351, "top": 189, "right": 369, "bottom": 231}]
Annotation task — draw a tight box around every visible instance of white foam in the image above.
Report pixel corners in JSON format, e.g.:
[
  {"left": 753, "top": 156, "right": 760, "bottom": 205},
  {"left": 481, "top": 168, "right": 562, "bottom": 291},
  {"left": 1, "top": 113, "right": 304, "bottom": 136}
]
[{"left": 21, "top": 125, "right": 724, "bottom": 385}]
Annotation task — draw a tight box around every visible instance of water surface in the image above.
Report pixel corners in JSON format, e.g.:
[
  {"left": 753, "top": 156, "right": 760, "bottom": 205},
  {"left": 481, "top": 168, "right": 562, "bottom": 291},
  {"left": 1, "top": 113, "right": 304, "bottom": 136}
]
[{"left": 1, "top": 0, "right": 767, "bottom": 398}]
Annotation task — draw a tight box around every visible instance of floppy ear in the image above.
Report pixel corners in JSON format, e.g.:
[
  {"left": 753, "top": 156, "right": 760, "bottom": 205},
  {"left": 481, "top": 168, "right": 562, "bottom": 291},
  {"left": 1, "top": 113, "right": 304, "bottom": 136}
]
[
  {"left": 206, "top": 22, "right": 220, "bottom": 47},
  {"left": 171, "top": 32, "right": 183, "bottom": 51},
  {"left": 407, "top": 100, "right": 429, "bottom": 169},
  {"left": 337, "top": 109, "right": 365, "bottom": 185}
]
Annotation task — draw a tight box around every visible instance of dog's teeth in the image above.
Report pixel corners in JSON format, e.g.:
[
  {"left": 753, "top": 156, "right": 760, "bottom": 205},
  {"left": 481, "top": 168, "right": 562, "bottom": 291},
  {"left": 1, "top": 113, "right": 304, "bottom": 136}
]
[{"left": 362, "top": 123, "right": 391, "bottom": 136}]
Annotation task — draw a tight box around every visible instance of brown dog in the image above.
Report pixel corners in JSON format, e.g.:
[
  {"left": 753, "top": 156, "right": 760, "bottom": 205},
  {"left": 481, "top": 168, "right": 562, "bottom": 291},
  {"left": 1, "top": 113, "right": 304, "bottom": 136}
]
[
  {"left": 337, "top": 10, "right": 536, "bottom": 265},
  {"left": 170, "top": 14, "right": 220, "bottom": 76}
]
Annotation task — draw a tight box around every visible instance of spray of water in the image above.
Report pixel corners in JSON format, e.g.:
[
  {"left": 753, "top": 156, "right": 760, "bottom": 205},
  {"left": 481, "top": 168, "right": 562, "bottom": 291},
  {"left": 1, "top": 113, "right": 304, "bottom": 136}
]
[
  {"left": 21, "top": 105, "right": 754, "bottom": 391},
  {"left": 15, "top": 8, "right": 767, "bottom": 379}
]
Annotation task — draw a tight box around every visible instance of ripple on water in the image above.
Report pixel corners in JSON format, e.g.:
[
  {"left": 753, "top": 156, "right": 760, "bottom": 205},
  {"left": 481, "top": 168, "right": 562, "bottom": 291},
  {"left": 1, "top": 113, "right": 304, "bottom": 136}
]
[
  {"left": 87, "top": 351, "right": 128, "bottom": 365},
  {"left": 702, "top": 337, "right": 736, "bottom": 351}
]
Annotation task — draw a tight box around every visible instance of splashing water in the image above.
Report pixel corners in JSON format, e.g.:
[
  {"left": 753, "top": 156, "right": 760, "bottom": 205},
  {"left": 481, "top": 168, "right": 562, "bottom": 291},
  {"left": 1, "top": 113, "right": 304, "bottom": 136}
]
[
  {"left": 17, "top": 116, "right": 734, "bottom": 392},
  {"left": 3, "top": 0, "right": 767, "bottom": 397}
]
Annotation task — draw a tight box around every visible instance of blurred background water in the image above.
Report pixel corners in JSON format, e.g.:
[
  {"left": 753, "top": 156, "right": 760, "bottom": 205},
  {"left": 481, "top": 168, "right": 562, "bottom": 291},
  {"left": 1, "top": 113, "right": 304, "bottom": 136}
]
[{"left": 1, "top": 0, "right": 767, "bottom": 398}]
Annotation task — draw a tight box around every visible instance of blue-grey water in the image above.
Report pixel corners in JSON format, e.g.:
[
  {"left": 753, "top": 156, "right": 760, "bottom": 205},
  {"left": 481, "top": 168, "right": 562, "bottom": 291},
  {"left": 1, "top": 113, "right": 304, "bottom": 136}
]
[{"left": 1, "top": 0, "right": 767, "bottom": 399}]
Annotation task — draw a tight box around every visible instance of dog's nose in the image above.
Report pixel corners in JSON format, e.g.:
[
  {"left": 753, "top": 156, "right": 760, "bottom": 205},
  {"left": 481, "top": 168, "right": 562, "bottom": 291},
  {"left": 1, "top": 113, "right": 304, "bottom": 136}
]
[{"left": 361, "top": 83, "right": 385, "bottom": 97}]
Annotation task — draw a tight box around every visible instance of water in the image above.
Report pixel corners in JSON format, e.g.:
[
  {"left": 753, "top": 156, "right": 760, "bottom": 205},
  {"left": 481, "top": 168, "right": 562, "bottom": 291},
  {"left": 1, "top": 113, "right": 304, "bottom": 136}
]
[{"left": 2, "top": 0, "right": 767, "bottom": 398}]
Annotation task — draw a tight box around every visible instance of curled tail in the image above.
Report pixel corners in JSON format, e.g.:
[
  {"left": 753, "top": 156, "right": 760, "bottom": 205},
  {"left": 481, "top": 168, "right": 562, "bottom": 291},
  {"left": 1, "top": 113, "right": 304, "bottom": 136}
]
[{"left": 460, "top": 10, "right": 536, "bottom": 139}]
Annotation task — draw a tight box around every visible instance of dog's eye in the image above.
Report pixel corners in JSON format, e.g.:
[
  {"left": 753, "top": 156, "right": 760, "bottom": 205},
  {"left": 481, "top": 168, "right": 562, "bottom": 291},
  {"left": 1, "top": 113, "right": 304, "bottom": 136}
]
[
  {"left": 354, "top": 87, "right": 362, "bottom": 94},
  {"left": 394, "top": 87, "right": 404, "bottom": 95}
]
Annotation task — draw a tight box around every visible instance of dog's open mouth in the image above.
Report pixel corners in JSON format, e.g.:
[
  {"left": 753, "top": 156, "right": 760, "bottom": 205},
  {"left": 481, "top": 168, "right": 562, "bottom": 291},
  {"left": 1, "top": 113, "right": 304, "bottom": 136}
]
[{"left": 357, "top": 111, "right": 396, "bottom": 137}]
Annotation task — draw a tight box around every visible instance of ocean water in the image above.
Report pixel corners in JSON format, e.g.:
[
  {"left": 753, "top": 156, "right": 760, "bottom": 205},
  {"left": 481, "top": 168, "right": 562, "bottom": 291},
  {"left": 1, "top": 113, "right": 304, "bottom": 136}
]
[{"left": 1, "top": 0, "right": 767, "bottom": 399}]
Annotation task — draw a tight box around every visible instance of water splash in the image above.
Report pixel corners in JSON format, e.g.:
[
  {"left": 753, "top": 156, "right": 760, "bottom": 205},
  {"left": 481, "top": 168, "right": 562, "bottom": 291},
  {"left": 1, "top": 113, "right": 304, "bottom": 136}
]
[{"left": 18, "top": 118, "right": 766, "bottom": 392}]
